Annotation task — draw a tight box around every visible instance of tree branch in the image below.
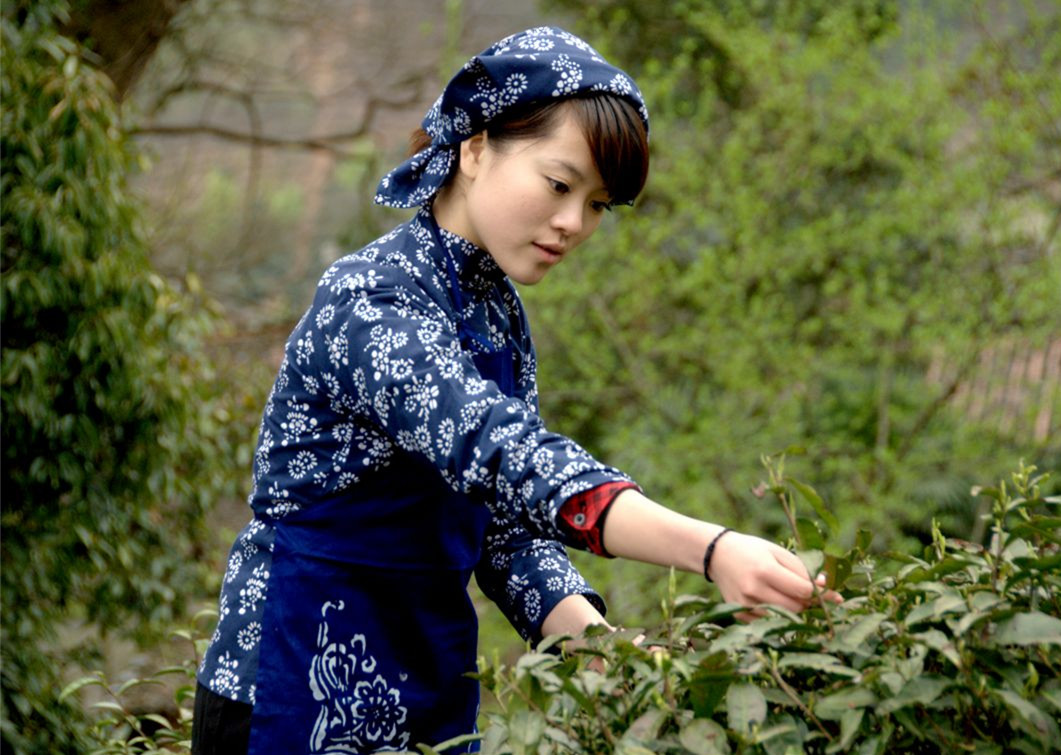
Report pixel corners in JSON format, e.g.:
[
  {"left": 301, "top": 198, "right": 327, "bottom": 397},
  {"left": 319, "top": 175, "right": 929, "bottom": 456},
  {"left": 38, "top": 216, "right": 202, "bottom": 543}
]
[{"left": 129, "top": 123, "right": 369, "bottom": 158}]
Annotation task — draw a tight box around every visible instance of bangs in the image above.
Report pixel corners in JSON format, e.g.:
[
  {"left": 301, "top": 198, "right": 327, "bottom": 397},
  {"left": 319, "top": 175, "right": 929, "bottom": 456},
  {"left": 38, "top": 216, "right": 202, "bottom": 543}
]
[{"left": 569, "top": 95, "right": 649, "bottom": 206}]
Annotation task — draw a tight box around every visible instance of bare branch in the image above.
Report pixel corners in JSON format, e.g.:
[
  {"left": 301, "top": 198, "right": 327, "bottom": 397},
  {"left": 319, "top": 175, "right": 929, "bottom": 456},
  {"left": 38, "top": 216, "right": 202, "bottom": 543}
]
[{"left": 130, "top": 123, "right": 372, "bottom": 158}]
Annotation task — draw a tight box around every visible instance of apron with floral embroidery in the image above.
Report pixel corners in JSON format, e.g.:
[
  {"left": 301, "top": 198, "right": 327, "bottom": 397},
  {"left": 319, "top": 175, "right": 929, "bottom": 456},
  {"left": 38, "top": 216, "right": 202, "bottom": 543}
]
[{"left": 247, "top": 220, "right": 514, "bottom": 755}]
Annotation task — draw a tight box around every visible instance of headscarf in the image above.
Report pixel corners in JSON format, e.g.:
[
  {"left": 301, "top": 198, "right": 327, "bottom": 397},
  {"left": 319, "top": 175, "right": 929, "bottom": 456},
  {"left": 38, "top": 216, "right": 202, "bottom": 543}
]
[{"left": 374, "top": 26, "right": 649, "bottom": 209}]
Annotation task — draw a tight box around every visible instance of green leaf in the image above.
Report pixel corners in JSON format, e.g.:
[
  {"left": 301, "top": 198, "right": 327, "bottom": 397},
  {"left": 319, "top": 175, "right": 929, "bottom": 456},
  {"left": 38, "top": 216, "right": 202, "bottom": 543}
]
[
  {"left": 830, "top": 708, "right": 865, "bottom": 753},
  {"left": 778, "top": 652, "right": 858, "bottom": 677},
  {"left": 1041, "top": 682, "right": 1061, "bottom": 715},
  {"left": 139, "top": 713, "right": 175, "bottom": 730},
  {"left": 993, "top": 612, "right": 1061, "bottom": 646},
  {"left": 905, "top": 592, "right": 965, "bottom": 626},
  {"left": 994, "top": 689, "right": 1059, "bottom": 743},
  {"left": 615, "top": 744, "right": 658, "bottom": 755},
  {"left": 90, "top": 700, "right": 127, "bottom": 714},
  {"left": 726, "top": 682, "right": 767, "bottom": 735},
  {"left": 911, "top": 629, "right": 961, "bottom": 668},
  {"left": 796, "top": 549, "right": 825, "bottom": 581},
  {"left": 830, "top": 613, "right": 887, "bottom": 652},
  {"left": 622, "top": 709, "right": 667, "bottom": 743},
  {"left": 877, "top": 676, "right": 949, "bottom": 715},
  {"left": 428, "top": 731, "right": 485, "bottom": 752},
  {"left": 710, "top": 617, "right": 791, "bottom": 653},
  {"left": 679, "top": 718, "right": 731, "bottom": 755},
  {"left": 687, "top": 653, "right": 735, "bottom": 718},
  {"left": 797, "top": 517, "right": 826, "bottom": 549},
  {"left": 117, "top": 677, "right": 165, "bottom": 696},
  {"left": 815, "top": 687, "right": 877, "bottom": 721},
  {"left": 58, "top": 674, "right": 104, "bottom": 701},
  {"left": 789, "top": 478, "right": 839, "bottom": 533},
  {"left": 507, "top": 709, "right": 545, "bottom": 750}
]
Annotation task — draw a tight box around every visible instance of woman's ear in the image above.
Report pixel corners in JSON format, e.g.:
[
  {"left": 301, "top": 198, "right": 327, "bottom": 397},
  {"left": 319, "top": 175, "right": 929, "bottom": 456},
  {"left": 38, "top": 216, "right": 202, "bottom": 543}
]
[{"left": 458, "top": 132, "right": 488, "bottom": 180}]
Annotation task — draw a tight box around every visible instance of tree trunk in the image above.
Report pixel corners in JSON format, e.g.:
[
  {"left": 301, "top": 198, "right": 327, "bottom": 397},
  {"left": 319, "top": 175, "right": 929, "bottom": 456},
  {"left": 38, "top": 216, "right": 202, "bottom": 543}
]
[{"left": 63, "top": 0, "right": 192, "bottom": 101}]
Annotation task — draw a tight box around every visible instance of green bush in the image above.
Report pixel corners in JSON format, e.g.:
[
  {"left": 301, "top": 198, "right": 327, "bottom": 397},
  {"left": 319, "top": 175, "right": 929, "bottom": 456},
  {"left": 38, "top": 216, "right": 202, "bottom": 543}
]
[
  {"left": 475, "top": 461, "right": 1061, "bottom": 754},
  {"left": 1, "top": 3, "right": 241, "bottom": 752},
  {"left": 525, "top": 0, "right": 1061, "bottom": 550}
]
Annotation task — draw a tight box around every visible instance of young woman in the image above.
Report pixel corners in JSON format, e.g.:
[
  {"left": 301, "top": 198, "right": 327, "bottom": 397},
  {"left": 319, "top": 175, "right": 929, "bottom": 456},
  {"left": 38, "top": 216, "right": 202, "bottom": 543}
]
[{"left": 193, "top": 26, "right": 838, "bottom": 755}]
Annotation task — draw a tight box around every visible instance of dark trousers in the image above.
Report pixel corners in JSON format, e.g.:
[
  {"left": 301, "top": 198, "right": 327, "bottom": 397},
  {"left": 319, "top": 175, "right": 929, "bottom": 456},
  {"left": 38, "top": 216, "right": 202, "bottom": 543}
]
[{"left": 191, "top": 682, "right": 253, "bottom": 755}]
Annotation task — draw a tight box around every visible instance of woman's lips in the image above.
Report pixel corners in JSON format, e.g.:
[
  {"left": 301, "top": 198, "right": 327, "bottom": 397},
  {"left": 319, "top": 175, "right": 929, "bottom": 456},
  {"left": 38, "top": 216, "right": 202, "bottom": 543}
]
[{"left": 534, "top": 242, "right": 564, "bottom": 261}]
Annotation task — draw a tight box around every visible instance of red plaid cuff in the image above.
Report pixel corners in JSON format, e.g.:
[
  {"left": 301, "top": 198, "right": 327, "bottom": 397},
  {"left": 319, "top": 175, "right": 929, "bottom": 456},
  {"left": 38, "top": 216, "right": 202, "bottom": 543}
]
[{"left": 557, "top": 481, "right": 639, "bottom": 557}]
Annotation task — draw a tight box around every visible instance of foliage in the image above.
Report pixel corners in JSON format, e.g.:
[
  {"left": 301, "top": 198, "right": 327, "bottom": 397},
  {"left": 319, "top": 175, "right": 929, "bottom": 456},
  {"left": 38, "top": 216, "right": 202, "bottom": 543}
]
[
  {"left": 523, "top": 0, "right": 1060, "bottom": 611},
  {"left": 473, "top": 462, "right": 1061, "bottom": 754},
  {"left": 73, "top": 463, "right": 1061, "bottom": 753},
  {"left": 0, "top": 3, "right": 241, "bottom": 752},
  {"left": 57, "top": 612, "right": 214, "bottom": 755}
]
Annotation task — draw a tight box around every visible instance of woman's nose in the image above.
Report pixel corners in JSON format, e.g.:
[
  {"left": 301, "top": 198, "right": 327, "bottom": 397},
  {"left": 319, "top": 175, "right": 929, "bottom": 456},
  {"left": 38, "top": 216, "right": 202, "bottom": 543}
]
[{"left": 551, "top": 202, "right": 583, "bottom": 237}]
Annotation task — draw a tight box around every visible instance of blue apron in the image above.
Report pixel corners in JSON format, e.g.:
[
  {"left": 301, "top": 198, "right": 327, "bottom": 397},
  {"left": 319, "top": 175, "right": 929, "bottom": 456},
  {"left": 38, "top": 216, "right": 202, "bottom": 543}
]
[{"left": 247, "top": 219, "right": 514, "bottom": 754}]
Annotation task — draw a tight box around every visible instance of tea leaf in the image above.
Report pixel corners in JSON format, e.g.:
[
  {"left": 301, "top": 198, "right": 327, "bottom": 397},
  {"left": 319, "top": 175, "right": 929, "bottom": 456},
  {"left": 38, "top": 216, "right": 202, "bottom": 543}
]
[
  {"left": 993, "top": 612, "right": 1061, "bottom": 646},
  {"left": 814, "top": 687, "right": 877, "bottom": 721},
  {"left": 679, "top": 718, "right": 731, "bottom": 755},
  {"left": 726, "top": 683, "right": 767, "bottom": 735},
  {"left": 789, "top": 478, "right": 839, "bottom": 533},
  {"left": 831, "top": 613, "right": 887, "bottom": 652},
  {"left": 876, "top": 676, "right": 950, "bottom": 715},
  {"left": 778, "top": 652, "right": 858, "bottom": 677},
  {"left": 994, "top": 689, "right": 1060, "bottom": 742}
]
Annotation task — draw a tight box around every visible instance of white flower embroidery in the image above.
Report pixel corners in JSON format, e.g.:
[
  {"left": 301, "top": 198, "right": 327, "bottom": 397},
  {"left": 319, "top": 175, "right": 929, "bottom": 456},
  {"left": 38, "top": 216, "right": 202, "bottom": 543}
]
[
  {"left": 315, "top": 303, "right": 336, "bottom": 328},
  {"left": 238, "top": 563, "right": 269, "bottom": 616},
  {"left": 308, "top": 601, "right": 409, "bottom": 753},
  {"left": 294, "top": 331, "right": 315, "bottom": 366},
  {"left": 236, "top": 621, "right": 261, "bottom": 651},
  {"left": 288, "top": 450, "right": 317, "bottom": 480},
  {"left": 209, "top": 652, "right": 241, "bottom": 700},
  {"left": 224, "top": 550, "right": 243, "bottom": 584}
]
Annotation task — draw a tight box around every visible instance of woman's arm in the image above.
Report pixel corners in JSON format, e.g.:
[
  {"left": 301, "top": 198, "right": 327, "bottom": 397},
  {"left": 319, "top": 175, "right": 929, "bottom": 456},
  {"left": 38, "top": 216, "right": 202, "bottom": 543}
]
[
  {"left": 475, "top": 515, "right": 609, "bottom": 643},
  {"left": 603, "top": 489, "right": 839, "bottom": 614},
  {"left": 541, "top": 594, "right": 611, "bottom": 636}
]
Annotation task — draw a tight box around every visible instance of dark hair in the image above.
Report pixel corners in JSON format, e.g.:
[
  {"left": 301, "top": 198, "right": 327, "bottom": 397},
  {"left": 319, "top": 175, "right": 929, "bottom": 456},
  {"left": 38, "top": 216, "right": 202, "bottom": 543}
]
[{"left": 407, "top": 94, "right": 649, "bottom": 205}]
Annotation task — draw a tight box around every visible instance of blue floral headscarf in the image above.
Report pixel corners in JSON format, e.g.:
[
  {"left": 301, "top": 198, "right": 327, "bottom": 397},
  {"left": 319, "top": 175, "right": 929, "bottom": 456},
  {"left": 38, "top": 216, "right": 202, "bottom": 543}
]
[{"left": 374, "top": 26, "right": 649, "bottom": 209}]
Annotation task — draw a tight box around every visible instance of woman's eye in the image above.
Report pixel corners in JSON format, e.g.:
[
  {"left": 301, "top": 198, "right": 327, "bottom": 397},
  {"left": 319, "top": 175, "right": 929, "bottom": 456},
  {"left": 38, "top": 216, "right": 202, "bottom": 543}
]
[
  {"left": 591, "top": 200, "right": 613, "bottom": 213},
  {"left": 548, "top": 178, "right": 570, "bottom": 194}
]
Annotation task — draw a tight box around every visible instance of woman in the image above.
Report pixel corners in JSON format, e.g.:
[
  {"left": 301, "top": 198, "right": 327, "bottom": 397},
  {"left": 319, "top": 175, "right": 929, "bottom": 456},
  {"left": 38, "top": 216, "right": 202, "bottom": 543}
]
[{"left": 193, "top": 26, "right": 838, "bottom": 755}]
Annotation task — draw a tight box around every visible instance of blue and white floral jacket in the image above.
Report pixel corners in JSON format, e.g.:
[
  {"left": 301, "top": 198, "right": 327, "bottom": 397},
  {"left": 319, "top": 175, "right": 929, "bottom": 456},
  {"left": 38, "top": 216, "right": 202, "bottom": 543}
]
[{"left": 198, "top": 208, "right": 635, "bottom": 705}]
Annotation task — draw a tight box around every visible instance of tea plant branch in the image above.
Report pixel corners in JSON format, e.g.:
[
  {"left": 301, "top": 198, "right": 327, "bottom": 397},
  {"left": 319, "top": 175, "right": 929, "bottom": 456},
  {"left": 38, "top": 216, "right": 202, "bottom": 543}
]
[{"left": 760, "top": 652, "right": 833, "bottom": 741}]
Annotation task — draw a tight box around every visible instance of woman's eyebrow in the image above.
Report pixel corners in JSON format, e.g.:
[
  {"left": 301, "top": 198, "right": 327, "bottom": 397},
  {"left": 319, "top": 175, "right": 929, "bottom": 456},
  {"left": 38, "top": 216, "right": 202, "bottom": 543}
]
[{"left": 543, "top": 158, "right": 586, "bottom": 181}]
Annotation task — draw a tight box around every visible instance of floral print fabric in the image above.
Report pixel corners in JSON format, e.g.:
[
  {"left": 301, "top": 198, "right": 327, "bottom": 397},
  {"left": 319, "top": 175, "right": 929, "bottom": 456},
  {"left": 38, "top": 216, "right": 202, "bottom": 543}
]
[{"left": 198, "top": 207, "right": 635, "bottom": 707}]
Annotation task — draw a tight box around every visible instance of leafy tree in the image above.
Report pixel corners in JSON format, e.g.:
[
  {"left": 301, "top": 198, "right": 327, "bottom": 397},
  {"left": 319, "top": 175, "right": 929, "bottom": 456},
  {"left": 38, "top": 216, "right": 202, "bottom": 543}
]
[
  {"left": 522, "top": 0, "right": 1060, "bottom": 619},
  {"left": 1, "top": 3, "right": 239, "bottom": 751}
]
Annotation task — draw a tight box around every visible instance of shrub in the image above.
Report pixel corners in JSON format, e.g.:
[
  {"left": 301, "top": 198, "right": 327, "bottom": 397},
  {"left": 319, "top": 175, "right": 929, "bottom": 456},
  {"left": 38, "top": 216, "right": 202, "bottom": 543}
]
[
  {"left": 474, "top": 461, "right": 1061, "bottom": 754},
  {"left": 1, "top": 3, "right": 240, "bottom": 751}
]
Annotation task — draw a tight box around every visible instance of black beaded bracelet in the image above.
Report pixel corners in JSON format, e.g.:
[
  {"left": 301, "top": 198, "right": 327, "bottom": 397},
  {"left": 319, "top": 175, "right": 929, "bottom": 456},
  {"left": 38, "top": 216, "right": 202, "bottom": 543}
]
[{"left": 702, "top": 528, "right": 732, "bottom": 583}]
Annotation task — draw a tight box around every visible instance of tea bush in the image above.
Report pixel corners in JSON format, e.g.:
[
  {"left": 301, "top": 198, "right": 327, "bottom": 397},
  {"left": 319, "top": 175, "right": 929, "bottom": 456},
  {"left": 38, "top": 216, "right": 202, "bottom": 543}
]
[
  {"left": 472, "top": 460, "right": 1060, "bottom": 754},
  {"left": 72, "top": 462, "right": 1060, "bottom": 754}
]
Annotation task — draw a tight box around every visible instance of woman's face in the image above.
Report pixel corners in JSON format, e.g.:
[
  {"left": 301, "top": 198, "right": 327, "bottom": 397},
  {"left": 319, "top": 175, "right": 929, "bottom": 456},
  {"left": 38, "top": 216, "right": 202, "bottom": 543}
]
[{"left": 442, "top": 111, "right": 612, "bottom": 285}]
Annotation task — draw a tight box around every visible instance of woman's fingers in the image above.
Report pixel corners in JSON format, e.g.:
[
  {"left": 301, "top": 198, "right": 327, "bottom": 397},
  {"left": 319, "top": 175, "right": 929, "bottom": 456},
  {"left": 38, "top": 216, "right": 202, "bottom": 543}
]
[{"left": 766, "top": 543, "right": 844, "bottom": 603}]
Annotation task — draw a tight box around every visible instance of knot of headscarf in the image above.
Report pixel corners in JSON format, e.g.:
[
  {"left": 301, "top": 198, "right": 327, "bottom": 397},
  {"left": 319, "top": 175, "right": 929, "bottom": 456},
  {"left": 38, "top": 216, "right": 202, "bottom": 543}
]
[{"left": 374, "top": 26, "right": 649, "bottom": 209}]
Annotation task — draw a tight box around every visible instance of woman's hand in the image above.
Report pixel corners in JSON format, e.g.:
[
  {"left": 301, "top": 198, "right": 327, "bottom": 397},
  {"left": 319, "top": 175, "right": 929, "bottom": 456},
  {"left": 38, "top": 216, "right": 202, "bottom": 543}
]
[
  {"left": 708, "top": 531, "right": 842, "bottom": 619},
  {"left": 602, "top": 489, "right": 842, "bottom": 620}
]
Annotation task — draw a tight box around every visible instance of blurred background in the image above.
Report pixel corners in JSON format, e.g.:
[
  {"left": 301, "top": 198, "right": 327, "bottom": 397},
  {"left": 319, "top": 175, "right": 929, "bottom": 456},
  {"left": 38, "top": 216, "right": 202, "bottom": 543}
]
[{"left": 3, "top": 0, "right": 1059, "bottom": 751}]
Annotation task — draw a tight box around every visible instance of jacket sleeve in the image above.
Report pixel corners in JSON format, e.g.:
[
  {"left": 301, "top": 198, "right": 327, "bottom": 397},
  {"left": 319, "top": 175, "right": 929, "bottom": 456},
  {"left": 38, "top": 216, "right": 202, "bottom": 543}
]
[
  {"left": 323, "top": 261, "right": 635, "bottom": 547},
  {"left": 474, "top": 514, "right": 605, "bottom": 643}
]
